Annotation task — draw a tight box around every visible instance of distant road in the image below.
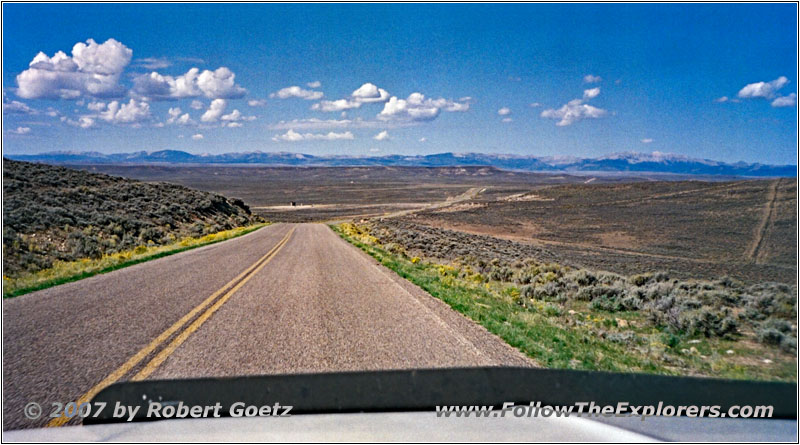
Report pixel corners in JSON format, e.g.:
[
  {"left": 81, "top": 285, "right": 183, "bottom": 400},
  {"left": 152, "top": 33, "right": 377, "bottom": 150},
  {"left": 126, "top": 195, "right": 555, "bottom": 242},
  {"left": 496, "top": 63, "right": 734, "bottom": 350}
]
[{"left": 3, "top": 224, "right": 533, "bottom": 430}]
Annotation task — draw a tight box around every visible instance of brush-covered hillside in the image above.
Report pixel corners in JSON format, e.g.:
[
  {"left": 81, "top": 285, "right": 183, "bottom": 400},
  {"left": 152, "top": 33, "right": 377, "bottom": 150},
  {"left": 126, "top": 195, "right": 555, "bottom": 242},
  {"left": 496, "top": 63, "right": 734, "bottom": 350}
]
[{"left": 3, "top": 159, "right": 258, "bottom": 277}]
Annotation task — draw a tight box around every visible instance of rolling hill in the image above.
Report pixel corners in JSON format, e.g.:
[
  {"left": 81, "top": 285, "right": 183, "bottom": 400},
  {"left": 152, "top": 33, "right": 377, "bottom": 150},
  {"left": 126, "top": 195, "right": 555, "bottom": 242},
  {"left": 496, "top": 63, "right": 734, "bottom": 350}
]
[{"left": 2, "top": 158, "right": 257, "bottom": 277}]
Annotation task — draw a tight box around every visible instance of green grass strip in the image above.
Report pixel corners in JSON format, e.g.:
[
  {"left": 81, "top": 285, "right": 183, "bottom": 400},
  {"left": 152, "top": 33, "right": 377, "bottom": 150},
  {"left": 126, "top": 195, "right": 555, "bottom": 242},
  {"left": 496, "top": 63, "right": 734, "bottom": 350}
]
[{"left": 332, "top": 224, "right": 800, "bottom": 383}]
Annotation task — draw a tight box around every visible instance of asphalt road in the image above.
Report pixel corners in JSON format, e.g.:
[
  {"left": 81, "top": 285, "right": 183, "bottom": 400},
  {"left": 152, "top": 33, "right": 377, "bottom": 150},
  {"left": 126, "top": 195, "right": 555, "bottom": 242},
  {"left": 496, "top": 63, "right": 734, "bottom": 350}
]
[{"left": 3, "top": 223, "right": 533, "bottom": 430}]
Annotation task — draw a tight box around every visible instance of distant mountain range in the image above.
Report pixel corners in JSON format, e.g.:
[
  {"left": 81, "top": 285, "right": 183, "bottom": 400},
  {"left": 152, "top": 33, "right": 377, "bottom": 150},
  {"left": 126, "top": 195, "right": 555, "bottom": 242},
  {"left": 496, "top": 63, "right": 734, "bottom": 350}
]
[{"left": 4, "top": 150, "right": 796, "bottom": 177}]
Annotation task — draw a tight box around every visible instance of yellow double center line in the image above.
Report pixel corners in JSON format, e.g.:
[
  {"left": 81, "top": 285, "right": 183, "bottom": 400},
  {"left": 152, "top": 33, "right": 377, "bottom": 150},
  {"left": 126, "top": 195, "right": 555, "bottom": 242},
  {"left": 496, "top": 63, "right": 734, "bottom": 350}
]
[{"left": 48, "top": 227, "right": 295, "bottom": 427}]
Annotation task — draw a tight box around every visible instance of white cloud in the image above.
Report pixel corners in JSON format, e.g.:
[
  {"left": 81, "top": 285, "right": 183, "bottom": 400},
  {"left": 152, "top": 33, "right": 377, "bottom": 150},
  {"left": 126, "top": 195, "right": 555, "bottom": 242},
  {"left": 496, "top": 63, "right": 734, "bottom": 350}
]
[
  {"left": 166, "top": 107, "right": 194, "bottom": 125},
  {"left": 311, "top": 98, "right": 361, "bottom": 112},
  {"left": 377, "top": 92, "right": 469, "bottom": 123},
  {"left": 583, "top": 74, "right": 602, "bottom": 84},
  {"left": 378, "top": 95, "right": 438, "bottom": 122},
  {"left": 269, "top": 117, "right": 403, "bottom": 130},
  {"left": 87, "top": 100, "right": 106, "bottom": 111},
  {"left": 307, "top": 81, "right": 322, "bottom": 88},
  {"left": 541, "top": 84, "right": 608, "bottom": 126},
  {"left": 583, "top": 87, "right": 600, "bottom": 100},
  {"left": 97, "top": 99, "right": 150, "bottom": 124},
  {"left": 270, "top": 118, "right": 352, "bottom": 130},
  {"left": 502, "top": 117, "right": 513, "bottom": 123},
  {"left": 351, "top": 83, "right": 390, "bottom": 103},
  {"left": 221, "top": 109, "right": 242, "bottom": 121},
  {"left": 2, "top": 93, "right": 35, "bottom": 114},
  {"left": 271, "top": 129, "right": 354, "bottom": 142},
  {"left": 541, "top": 99, "right": 607, "bottom": 126},
  {"left": 191, "top": 133, "right": 204, "bottom": 140},
  {"left": 270, "top": 86, "right": 323, "bottom": 100},
  {"left": 225, "top": 122, "right": 243, "bottom": 128},
  {"left": 369, "top": 148, "right": 380, "bottom": 153},
  {"left": 196, "top": 67, "right": 246, "bottom": 99},
  {"left": 133, "top": 67, "right": 246, "bottom": 100},
  {"left": 738, "top": 76, "right": 789, "bottom": 99},
  {"left": 714, "top": 95, "right": 740, "bottom": 104},
  {"left": 133, "top": 57, "right": 170, "bottom": 70},
  {"left": 190, "top": 100, "right": 204, "bottom": 110},
  {"left": 16, "top": 38, "right": 132, "bottom": 99},
  {"left": 9, "top": 126, "right": 31, "bottom": 135},
  {"left": 419, "top": 137, "right": 427, "bottom": 142},
  {"left": 220, "top": 109, "right": 256, "bottom": 123},
  {"left": 247, "top": 99, "right": 267, "bottom": 107},
  {"left": 201, "top": 98, "right": 227, "bottom": 122},
  {"left": 771, "top": 93, "right": 796, "bottom": 108},
  {"left": 641, "top": 138, "right": 654, "bottom": 144},
  {"left": 311, "top": 82, "right": 394, "bottom": 112},
  {"left": 61, "top": 115, "right": 97, "bottom": 129},
  {"left": 373, "top": 130, "right": 390, "bottom": 141},
  {"left": 497, "top": 107, "right": 511, "bottom": 116},
  {"left": 529, "top": 102, "right": 541, "bottom": 108}
]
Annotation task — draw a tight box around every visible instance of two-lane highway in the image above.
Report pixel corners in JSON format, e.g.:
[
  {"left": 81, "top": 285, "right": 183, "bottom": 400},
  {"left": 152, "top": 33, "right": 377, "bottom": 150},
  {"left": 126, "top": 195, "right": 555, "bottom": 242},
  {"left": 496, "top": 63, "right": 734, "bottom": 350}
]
[{"left": 3, "top": 223, "right": 534, "bottom": 430}]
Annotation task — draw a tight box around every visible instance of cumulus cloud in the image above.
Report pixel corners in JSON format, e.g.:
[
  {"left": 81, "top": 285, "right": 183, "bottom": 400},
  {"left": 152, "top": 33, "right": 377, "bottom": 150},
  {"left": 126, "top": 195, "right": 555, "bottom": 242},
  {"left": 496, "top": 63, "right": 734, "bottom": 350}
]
[
  {"left": 311, "top": 98, "right": 361, "bottom": 112},
  {"left": 541, "top": 85, "right": 608, "bottom": 126},
  {"left": 771, "top": 93, "right": 796, "bottom": 108},
  {"left": 497, "top": 107, "right": 511, "bottom": 116},
  {"left": 220, "top": 109, "right": 256, "bottom": 124},
  {"left": 133, "top": 67, "right": 246, "bottom": 100},
  {"left": 641, "top": 138, "right": 654, "bottom": 144},
  {"left": 270, "top": 85, "right": 323, "bottom": 100},
  {"left": 377, "top": 92, "right": 469, "bottom": 123},
  {"left": 16, "top": 38, "right": 132, "bottom": 99},
  {"left": 502, "top": 117, "right": 513, "bottom": 123},
  {"left": 351, "top": 83, "right": 390, "bottom": 103},
  {"left": 373, "top": 130, "right": 389, "bottom": 141},
  {"left": 166, "top": 107, "right": 194, "bottom": 125},
  {"left": 583, "top": 74, "right": 602, "bottom": 84},
  {"left": 311, "top": 83, "right": 394, "bottom": 112},
  {"left": 248, "top": 99, "right": 267, "bottom": 107},
  {"left": 714, "top": 95, "right": 740, "bottom": 104},
  {"left": 225, "top": 122, "right": 243, "bottom": 128},
  {"left": 307, "top": 81, "right": 322, "bottom": 88},
  {"left": 97, "top": 99, "right": 150, "bottom": 124},
  {"left": 529, "top": 102, "right": 541, "bottom": 108},
  {"left": 583, "top": 87, "right": 600, "bottom": 100},
  {"left": 191, "top": 133, "right": 204, "bottom": 140},
  {"left": 61, "top": 115, "right": 97, "bottom": 129},
  {"left": 2, "top": 93, "right": 35, "bottom": 114},
  {"left": 378, "top": 95, "right": 438, "bottom": 122},
  {"left": 201, "top": 98, "right": 226, "bottom": 122},
  {"left": 737, "top": 76, "right": 789, "bottom": 99},
  {"left": 541, "top": 83, "right": 609, "bottom": 128},
  {"left": 221, "top": 109, "right": 242, "bottom": 121},
  {"left": 190, "top": 100, "right": 204, "bottom": 110},
  {"left": 8, "top": 126, "right": 31, "bottom": 135},
  {"left": 271, "top": 129, "right": 354, "bottom": 142},
  {"left": 541, "top": 99, "right": 607, "bottom": 126},
  {"left": 87, "top": 100, "right": 106, "bottom": 111}
]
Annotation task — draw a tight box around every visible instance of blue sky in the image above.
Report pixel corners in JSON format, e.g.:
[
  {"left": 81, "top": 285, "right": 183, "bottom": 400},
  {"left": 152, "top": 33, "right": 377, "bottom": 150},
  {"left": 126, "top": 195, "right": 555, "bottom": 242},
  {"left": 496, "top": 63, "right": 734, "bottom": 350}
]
[{"left": 2, "top": 3, "right": 797, "bottom": 164}]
